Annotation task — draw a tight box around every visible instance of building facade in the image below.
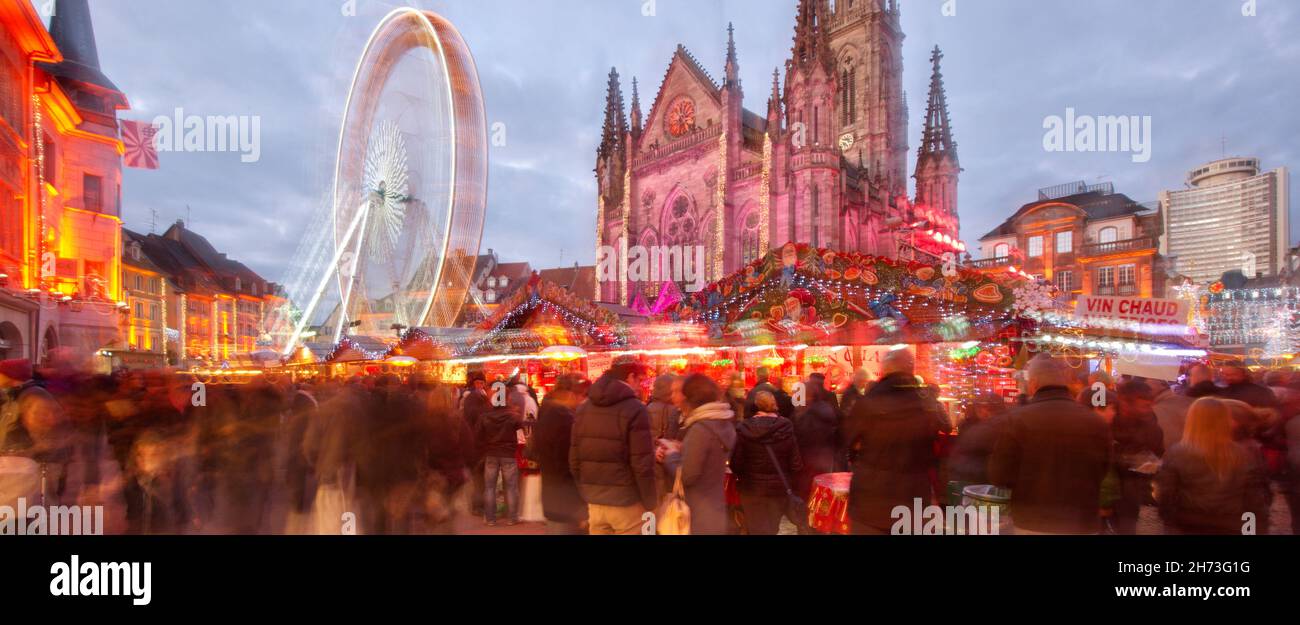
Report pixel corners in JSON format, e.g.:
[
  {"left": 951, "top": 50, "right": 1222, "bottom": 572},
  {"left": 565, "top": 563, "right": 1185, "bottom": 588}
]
[
  {"left": 131, "top": 221, "right": 283, "bottom": 367},
  {"left": 1159, "top": 157, "right": 1290, "bottom": 286},
  {"left": 595, "top": 0, "right": 961, "bottom": 304},
  {"left": 0, "top": 0, "right": 128, "bottom": 364},
  {"left": 974, "top": 182, "right": 1166, "bottom": 303},
  {"left": 119, "top": 229, "right": 168, "bottom": 367}
]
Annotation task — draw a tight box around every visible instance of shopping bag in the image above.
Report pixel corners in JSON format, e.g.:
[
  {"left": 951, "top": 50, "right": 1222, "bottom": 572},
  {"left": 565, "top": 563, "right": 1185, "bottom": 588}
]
[{"left": 656, "top": 470, "right": 691, "bottom": 535}]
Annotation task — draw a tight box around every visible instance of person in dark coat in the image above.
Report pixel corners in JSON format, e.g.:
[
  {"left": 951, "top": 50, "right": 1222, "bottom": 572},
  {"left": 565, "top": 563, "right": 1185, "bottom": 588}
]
[
  {"left": 731, "top": 391, "right": 803, "bottom": 534},
  {"left": 645, "top": 374, "right": 681, "bottom": 505},
  {"left": 946, "top": 394, "right": 1009, "bottom": 486},
  {"left": 1218, "top": 365, "right": 1279, "bottom": 410},
  {"left": 530, "top": 374, "right": 588, "bottom": 534},
  {"left": 1183, "top": 364, "right": 1221, "bottom": 399},
  {"left": 460, "top": 372, "right": 490, "bottom": 517},
  {"left": 1110, "top": 380, "right": 1165, "bottom": 534},
  {"left": 793, "top": 373, "right": 839, "bottom": 499},
  {"left": 569, "top": 360, "right": 657, "bottom": 534},
  {"left": 744, "top": 366, "right": 794, "bottom": 419},
  {"left": 661, "top": 374, "right": 738, "bottom": 535},
  {"left": 475, "top": 397, "right": 523, "bottom": 526},
  {"left": 990, "top": 355, "right": 1111, "bottom": 534},
  {"left": 842, "top": 350, "right": 947, "bottom": 534},
  {"left": 1156, "top": 397, "right": 1271, "bottom": 534}
]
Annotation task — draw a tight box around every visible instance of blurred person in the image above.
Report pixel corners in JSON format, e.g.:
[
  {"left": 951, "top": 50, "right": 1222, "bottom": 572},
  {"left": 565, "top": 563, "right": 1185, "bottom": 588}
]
[
  {"left": 1184, "top": 364, "right": 1219, "bottom": 398},
  {"left": 744, "top": 366, "right": 794, "bottom": 419},
  {"left": 947, "top": 394, "right": 1010, "bottom": 486},
  {"left": 841, "top": 349, "right": 947, "bottom": 534},
  {"left": 1219, "top": 364, "right": 1278, "bottom": 409},
  {"left": 130, "top": 425, "right": 193, "bottom": 534},
  {"left": 730, "top": 390, "right": 802, "bottom": 535},
  {"left": 0, "top": 359, "right": 74, "bottom": 506},
  {"left": 837, "top": 368, "right": 871, "bottom": 420},
  {"left": 1285, "top": 402, "right": 1300, "bottom": 535},
  {"left": 282, "top": 383, "right": 319, "bottom": 534},
  {"left": 303, "top": 382, "right": 364, "bottom": 534},
  {"left": 530, "top": 374, "right": 588, "bottom": 534},
  {"left": 1109, "top": 380, "right": 1165, "bottom": 535},
  {"left": 1149, "top": 377, "right": 1194, "bottom": 453},
  {"left": 990, "top": 355, "right": 1110, "bottom": 534},
  {"left": 570, "top": 359, "right": 657, "bottom": 534},
  {"left": 645, "top": 373, "right": 681, "bottom": 504},
  {"left": 659, "top": 374, "right": 737, "bottom": 535},
  {"left": 419, "top": 382, "right": 475, "bottom": 534},
  {"left": 793, "top": 372, "right": 838, "bottom": 499},
  {"left": 474, "top": 381, "right": 523, "bottom": 527},
  {"left": 461, "top": 371, "right": 490, "bottom": 517},
  {"left": 725, "top": 372, "right": 747, "bottom": 421},
  {"left": 1155, "top": 397, "right": 1270, "bottom": 534}
]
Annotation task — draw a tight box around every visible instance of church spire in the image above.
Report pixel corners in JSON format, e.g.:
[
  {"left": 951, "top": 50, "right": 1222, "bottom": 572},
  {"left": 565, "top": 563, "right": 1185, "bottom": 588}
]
[
  {"left": 598, "top": 67, "right": 626, "bottom": 160},
  {"left": 724, "top": 22, "right": 739, "bottom": 88},
  {"left": 629, "top": 76, "right": 642, "bottom": 137},
  {"left": 791, "top": 0, "right": 833, "bottom": 73},
  {"left": 918, "top": 46, "right": 957, "bottom": 163}
]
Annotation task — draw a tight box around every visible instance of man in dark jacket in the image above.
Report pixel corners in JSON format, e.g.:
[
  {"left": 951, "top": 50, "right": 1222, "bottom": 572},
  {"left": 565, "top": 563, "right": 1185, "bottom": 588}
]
[
  {"left": 1111, "top": 380, "right": 1165, "bottom": 535},
  {"left": 460, "top": 372, "right": 490, "bottom": 516},
  {"left": 732, "top": 391, "right": 803, "bottom": 534},
  {"left": 842, "top": 350, "right": 948, "bottom": 533},
  {"left": 530, "top": 374, "right": 588, "bottom": 534},
  {"left": 793, "top": 372, "right": 839, "bottom": 499},
  {"left": 990, "top": 355, "right": 1111, "bottom": 534},
  {"left": 475, "top": 398, "right": 522, "bottom": 526},
  {"left": 1219, "top": 365, "right": 1279, "bottom": 409},
  {"left": 570, "top": 360, "right": 656, "bottom": 534},
  {"left": 744, "top": 366, "right": 794, "bottom": 419}
]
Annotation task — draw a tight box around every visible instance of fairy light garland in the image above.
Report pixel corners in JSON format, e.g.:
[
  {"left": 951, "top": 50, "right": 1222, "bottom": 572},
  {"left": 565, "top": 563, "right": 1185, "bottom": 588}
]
[
  {"left": 32, "top": 94, "right": 46, "bottom": 289},
  {"left": 759, "top": 134, "right": 771, "bottom": 254},
  {"left": 714, "top": 131, "right": 727, "bottom": 280},
  {"left": 619, "top": 168, "right": 631, "bottom": 305}
]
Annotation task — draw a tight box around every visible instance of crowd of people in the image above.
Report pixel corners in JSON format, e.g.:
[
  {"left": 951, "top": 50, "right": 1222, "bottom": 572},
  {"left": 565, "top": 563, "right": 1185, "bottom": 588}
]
[{"left": 0, "top": 348, "right": 1296, "bottom": 536}]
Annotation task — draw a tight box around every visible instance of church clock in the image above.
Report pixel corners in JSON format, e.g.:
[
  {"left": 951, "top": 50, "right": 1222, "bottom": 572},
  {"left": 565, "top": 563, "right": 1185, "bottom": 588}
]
[
  {"left": 666, "top": 98, "right": 696, "bottom": 138},
  {"left": 838, "top": 132, "right": 856, "bottom": 152}
]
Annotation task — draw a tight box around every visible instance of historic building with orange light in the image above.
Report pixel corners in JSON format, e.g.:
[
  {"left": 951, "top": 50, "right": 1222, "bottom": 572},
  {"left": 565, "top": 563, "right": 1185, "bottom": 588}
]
[
  {"left": 0, "top": 0, "right": 128, "bottom": 363},
  {"left": 972, "top": 182, "right": 1167, "bottom": 304}
]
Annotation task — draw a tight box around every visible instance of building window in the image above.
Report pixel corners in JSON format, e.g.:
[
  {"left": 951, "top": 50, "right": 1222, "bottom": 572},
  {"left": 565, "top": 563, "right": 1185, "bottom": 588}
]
[
  {"left": 993, "top": 243, "right": 1010, "bottom": 258},
  {"left": 83, "top": 174, "right": 103, "bottom": 212},
  {"left": 1056, "top": 230, "right": 1073, "bottom": 254},
  {"left": 499, "top": 277, "right": 508, "bottom": 289},
  {"left": 1098, "top": 226, "right": 1118, "bottom": 243},
  {"left": 135, "top": 302, "right": 143, "bottom": 318},
  {"left": 43, "top": 134, "right": 56, "bottom": 183},
  {"left": 150, "top": 304, "right": 158, "bottom": 321},
  {"left": 741, "top": 211, "right": 762, "bottom": 265},
  {"left": 1118, "top": 264, "right": 1136, "bottom": 286},
  {"left": 1027, "top": 236, "right": 1043, "bottom": 258},
  {"left": 1097, "top": 266, "right": 1118, "bottom": 288},
  {"left": 1055, "top": 270, "right": 1074, "bottom": 291}
]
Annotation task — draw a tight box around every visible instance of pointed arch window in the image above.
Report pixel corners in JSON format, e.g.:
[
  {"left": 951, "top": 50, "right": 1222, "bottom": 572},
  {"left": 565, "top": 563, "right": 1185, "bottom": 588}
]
[{"left": 741, "top": 211, "right": 762, "bottom": 265}]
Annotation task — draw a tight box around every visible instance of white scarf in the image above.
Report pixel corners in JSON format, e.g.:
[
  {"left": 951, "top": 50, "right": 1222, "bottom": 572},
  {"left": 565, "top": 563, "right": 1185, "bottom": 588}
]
[{"left": 681, "top": 401, "right": 735, "bottom": 430}]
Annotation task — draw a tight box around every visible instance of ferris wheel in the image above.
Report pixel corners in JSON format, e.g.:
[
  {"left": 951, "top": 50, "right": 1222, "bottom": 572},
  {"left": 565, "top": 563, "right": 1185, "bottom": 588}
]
[{"left": 283, "top": 8, "right": 487, "bottom": 354}]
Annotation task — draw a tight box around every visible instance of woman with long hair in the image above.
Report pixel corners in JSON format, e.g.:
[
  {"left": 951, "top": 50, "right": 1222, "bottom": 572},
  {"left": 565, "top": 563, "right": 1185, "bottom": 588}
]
[{"left": 1155, "top": 397, "right": 1270, "bottom": 534}]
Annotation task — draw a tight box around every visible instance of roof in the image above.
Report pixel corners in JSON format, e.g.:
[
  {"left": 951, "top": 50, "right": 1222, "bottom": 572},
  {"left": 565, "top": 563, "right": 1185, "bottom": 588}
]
[
  {"left": 980, "top": 190, "right": 1151, "bottom": 240},
  {"left": 131, "top": 221, "right": 275, "bottom": 298},
  {"left": 35, "top": 0, "right": 123, "bottom": 95},
  {"left": 536, "top": 265, "right": 597, "bottom": 301}
]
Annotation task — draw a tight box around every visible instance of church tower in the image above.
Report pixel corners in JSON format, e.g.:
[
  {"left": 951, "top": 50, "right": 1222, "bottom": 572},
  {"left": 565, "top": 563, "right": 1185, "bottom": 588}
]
[
  {"left": 783, "top": 0, "right": 841, "bottom": 250},
  {"left": 826, "top": 0, "right": 907, "bottom": 199},
  {"left": 595, "top": 68, "right": 627, "bottom": 302},
  {"left": 913, "top": 46, "right": 960, "bottom": 236}
]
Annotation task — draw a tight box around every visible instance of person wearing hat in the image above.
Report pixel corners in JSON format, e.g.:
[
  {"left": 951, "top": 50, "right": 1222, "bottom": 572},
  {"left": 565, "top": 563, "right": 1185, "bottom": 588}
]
[{"left": 569, "top": 358, "right": 656, "bottom": 534}]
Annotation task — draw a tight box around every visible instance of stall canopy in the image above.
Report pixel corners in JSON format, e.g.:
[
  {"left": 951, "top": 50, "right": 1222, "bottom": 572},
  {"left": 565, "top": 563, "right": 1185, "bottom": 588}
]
[
  {"left": 663, "top": 243, "right": 1023, "bottom": 346},
  {"left": 466, "top": 273, "right": 629, "bottom": 356}
]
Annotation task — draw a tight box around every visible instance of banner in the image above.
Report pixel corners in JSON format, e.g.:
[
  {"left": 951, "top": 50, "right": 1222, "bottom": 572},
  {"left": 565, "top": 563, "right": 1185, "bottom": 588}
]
[
  {"left": 1075, "top": 295, "right": 1188, "bottom": 327},
  {"left": 121, "top": 119, "right": 160, "bottom": 169}
]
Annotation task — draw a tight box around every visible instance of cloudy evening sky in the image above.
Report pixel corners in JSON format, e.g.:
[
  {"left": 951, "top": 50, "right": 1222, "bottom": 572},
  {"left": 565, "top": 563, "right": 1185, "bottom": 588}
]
[{"left": 66, "top": 0, "right": 1299, "bottom": 285}]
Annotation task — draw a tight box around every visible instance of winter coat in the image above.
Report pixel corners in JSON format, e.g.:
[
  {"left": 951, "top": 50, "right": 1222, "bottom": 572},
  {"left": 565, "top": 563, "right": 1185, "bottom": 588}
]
[
  {"left": 665, "top": 402, "right": 738, "bottom": 535},
  {"left": 989, "top": 387, "right": 1111, "bottom": 534},
  {"left": 793, "top": 396, "right": 839, "bottom": 496},
  {"left": 569, "top": 373, "right": 657, "bottom": 510},
  {"left": 1219, "top": 381, "right": 1279, "bottom": 409},
  {"left": 947, "top": 414, "right": 1007, "bottom": 485},
  {"left": 842, "top": 373, "right": 947, "bottom": 531},
  {"left": 532, "top": 399, "right": 586, "bottom": 523},
  {"left": 1152, "top": 389, "right": 1194, "bottom": 453},
  {"left": 475, "top": 406, "right": 521, "bottom": 458},
  {"left": 731, "top": 414, "right": 803, "bottom": 497},
  {"left": 1156, "top": 441, "right": 1270, "bottom": 534}
]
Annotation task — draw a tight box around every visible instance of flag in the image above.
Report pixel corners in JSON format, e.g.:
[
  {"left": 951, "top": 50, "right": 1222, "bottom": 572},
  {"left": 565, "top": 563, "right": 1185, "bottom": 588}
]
[{"left": 121, "top": 119, "right": 159, "bottom": 170}]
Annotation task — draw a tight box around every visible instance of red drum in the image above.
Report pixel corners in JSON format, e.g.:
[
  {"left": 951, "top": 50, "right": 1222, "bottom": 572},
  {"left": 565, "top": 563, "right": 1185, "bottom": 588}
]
[{"left": 808, "top": 472, "right": 852, "bottom": 535}]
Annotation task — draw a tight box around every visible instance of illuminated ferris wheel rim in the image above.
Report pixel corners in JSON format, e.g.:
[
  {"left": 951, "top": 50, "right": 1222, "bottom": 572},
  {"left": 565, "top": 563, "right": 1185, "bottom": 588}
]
[{"left": 329, "top": 7, "right": 486, "bottom": 339}]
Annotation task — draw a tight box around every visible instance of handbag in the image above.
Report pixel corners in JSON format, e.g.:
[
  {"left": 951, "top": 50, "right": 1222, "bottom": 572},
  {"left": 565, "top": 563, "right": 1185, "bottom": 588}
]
[
  {"left": 763, "top": 443, "right": 811, "bottom": 533},
  {"left": 656, "top": 469, "right": 691, "bottom": 535}
]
